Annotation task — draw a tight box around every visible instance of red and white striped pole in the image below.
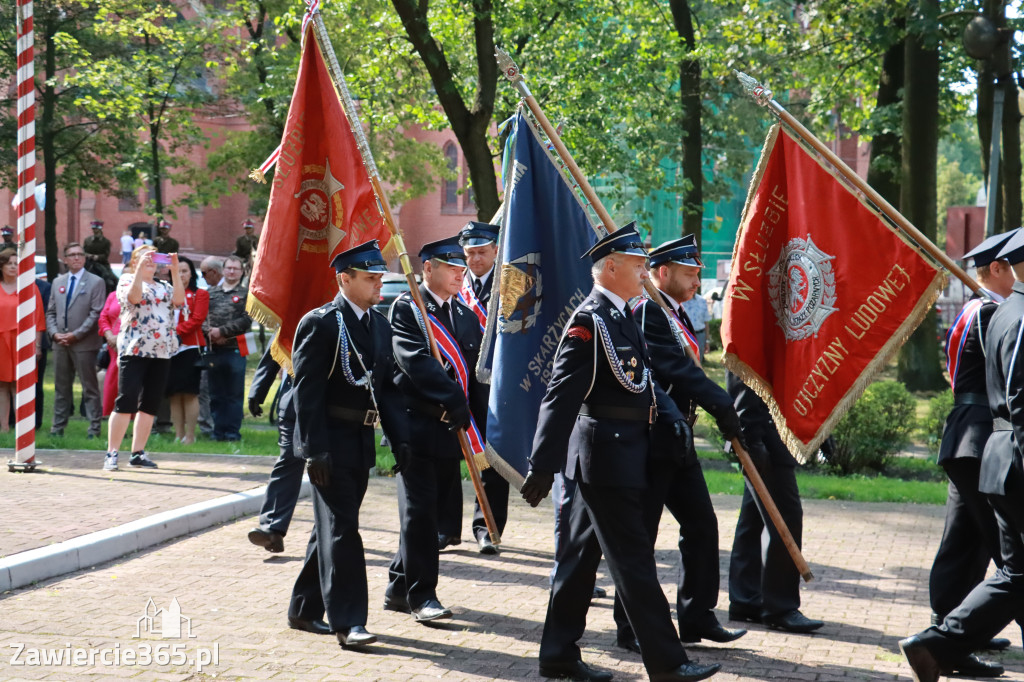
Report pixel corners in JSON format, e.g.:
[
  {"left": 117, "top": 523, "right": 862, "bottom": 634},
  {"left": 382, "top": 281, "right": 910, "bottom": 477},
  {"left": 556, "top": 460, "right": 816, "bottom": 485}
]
[{"left": 14, "top": 0, "right": 36, "bottom": 466}]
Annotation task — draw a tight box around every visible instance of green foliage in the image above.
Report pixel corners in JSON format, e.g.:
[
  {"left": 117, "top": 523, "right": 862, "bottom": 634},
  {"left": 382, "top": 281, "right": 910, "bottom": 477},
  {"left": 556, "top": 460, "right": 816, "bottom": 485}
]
[
  {"left": 828, "top": 381, "right": 918, "bottom": 475},
  {"left": 921, "top": 389, "right": 954, "bottom": 456},
  {"left": 706, "top": 318, "right": 722, "bottom": 352}
]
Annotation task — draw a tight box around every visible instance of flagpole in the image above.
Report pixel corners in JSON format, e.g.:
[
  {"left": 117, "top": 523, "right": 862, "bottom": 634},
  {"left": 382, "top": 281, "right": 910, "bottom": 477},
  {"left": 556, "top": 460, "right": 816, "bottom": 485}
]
[
  {"left": 735, "top": 71, "right": 981, "bottom": 297},
  {"left": 496, "top": 48, "right": 813, "bottom": 582},
  {"left": 308, "top": 11, "right": 501, "bottom": 546}
]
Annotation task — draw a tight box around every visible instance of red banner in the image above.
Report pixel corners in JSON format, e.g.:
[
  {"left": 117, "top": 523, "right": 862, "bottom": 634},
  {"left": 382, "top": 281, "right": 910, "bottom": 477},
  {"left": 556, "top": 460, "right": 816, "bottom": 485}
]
[
  {"left": 247, "top": 23, "right": 388, "bottom": 368},
  {"left": 722, "top": 126, "right": 944, "bottom": 460}
]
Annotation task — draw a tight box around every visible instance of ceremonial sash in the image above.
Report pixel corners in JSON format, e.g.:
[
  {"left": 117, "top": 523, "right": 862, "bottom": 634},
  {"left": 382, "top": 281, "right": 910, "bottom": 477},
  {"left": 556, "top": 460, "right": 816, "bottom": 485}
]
[
  {"left": 458, "top": 284, "right": 487, "bottom": 333},
  {"left": 422, "top": 310, "right": 486, "bottom": 456},
  {"left": 945, "top": 299, "right": 984, "bottom": 392},
  {"left": 632, "top": 299, "right": 700, "bottom": 359}
]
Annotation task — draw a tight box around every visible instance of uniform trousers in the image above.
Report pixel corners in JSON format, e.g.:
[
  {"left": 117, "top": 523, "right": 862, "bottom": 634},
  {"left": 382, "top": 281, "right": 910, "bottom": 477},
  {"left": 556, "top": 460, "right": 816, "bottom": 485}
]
[
  {"left": 288, "top": 462, "right": 370, "bottom": 630},
  {"left": 729, "top": 458, "right": 802, "bottom": 618},
  {"left": 917, "top": 444, "right": 1024, "bottom": 661},
  {"left": 613, "top": 455, "right": 721, "bottom": 638},
  {"left": 52, "top": 343, "right": 102, "bottom": 435},
  {"left": 930, "top": 458, "right": 1001, "bottom": 620},
  {"left": 540, "top": 477, "right": 689, "bottom": 673},
  {"left": 472, "top": 467, "right": 509, "bottom": 542},
  {"left": 387, "top": 455, "right": 462, "bottom": 608},
  {"left": 257, "top": 416, "right": 304, "bottom": 536}
]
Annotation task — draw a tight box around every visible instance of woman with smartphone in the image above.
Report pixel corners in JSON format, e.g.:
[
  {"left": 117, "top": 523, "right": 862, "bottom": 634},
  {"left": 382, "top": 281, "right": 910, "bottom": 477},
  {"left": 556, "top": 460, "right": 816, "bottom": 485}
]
[
  {"left": 103, "top": 245, "right": 184, "bottom": 471},
  {"left": 166, "top": 256, "right": 208, "bottom": 444}
]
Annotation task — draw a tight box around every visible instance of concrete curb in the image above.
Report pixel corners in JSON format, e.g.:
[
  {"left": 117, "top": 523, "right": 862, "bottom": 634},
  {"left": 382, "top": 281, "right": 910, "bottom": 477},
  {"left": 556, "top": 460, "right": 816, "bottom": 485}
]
[{"left": 0, "top": 479, "right": 311, "bottom": 593}]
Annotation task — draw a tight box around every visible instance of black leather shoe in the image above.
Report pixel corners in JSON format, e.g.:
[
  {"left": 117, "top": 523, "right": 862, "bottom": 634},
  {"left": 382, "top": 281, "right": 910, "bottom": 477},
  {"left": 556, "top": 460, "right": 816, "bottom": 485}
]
[
  {"left": 727, "top": 607, "right": 761, "bottom": 624},
  {"left": 437, "top": 533, "right": 462, "bottom": 550},
  {"left": 336, "top": 625, "right": 377, "bottom": 647},
  {"left": 383, "top": 595, "right": 411, "bottom": 614},
  {"left": 982, "top": 637, "right": 1011, "bottom": 651},
  {"left": 538, "top": 658, "right": 613, "bottom": 681},
  {"left": 680, "top": 622, "right": 747, "bottom": 644},
  {"left": 248, "top": 528, "right": 284, "bottom": 553},
  {"left": 763, "top": 610, "right": 824, "bottom": 633},
  {"left": 899, "top": 636, "right": 941, "bottom": 682},
  {"left": 412, "top": 599, "right": 453, "bottom": 622},
  {"left": 649, "top": 662, "right": 722, "bottom": 681},
  {"left": 287, "top": 616, "right": 331, "bottom": 635},
  {"left": 592, "top": 586, "right": 608, "bottom": 599},
  {"left": 946, "top": 653, "right": 1004, "bottom": 677},
  {"left": 615, "top": 634, "right": 642, "bottom": 654},
  {"left": 478, "top": 534, "right": 499, "bottom": 555}
]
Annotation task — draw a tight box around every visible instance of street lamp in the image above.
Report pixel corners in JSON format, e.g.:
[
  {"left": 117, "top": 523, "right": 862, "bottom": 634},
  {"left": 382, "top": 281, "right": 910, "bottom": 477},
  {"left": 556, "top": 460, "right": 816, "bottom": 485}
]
[{"left": 963, "top": 14, "right": 1013, "bottom": 238}]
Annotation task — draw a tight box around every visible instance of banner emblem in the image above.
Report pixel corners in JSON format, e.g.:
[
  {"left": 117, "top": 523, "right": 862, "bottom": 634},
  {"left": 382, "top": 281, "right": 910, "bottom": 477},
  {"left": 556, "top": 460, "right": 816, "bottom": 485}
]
[
  {"left": 767, "top": 236, "right": 836, "bottom": 340},
  {"left": 294, "top": 158, "right": 346, "bottom": 259},
  {"left": 498, "top": 253, "right": 542, "bottom": 334}
]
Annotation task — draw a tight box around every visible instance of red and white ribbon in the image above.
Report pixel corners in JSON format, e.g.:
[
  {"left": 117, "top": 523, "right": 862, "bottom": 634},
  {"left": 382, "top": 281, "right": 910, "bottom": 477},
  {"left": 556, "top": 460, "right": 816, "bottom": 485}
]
[{"left": 15, "top": 0, "right": 37, "bottom": 464}]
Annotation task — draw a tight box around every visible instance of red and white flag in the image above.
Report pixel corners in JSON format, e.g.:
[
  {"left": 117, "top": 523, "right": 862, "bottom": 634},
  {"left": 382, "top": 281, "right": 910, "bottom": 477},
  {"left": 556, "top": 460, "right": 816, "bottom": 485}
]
[
  {"left": 247, "top": 20, "right": 389, "bottom": 369},
  {"left": 236, "top": 332, "right": 257, "bottom": 357},
  {"left": 722, "top": 125, "right": 945, "bottom": 460}
]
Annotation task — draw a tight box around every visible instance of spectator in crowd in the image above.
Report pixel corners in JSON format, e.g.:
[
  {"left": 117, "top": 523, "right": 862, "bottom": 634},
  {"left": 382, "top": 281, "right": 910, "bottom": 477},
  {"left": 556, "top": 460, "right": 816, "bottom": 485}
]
[
  {"left": 98, "top": 285, "right": 123, "bottom": 417},
  {"left": 153, "top": 221, "right": 179, "bottom": 254},
  {"left": 133, "top": 232, "right": 145, "bottom": 250},
  {"left": 104, "top": 246, "right": 184, "bottom": 471},
  {"left": 197, "top": 257, "right": 224, "bottom": 438},
  {"left": 34, "top": 275, "right": 51, "bottom": 430},
  {"left": 204, "top": 255, "right": 251, "bottom": 441},
  {"left": 681, "top": 286, "right": 710, "bottom": 360},
  {"left": 167, "top": 256, "right": 208, "bottom": 444},
  {"left": 84, "top": 221, "right": 111, "bottom": 266},
  {"left": 234, "top": 219, "right": 259, "bottom": 265},
  {"left": 1, "top": 226, "right": 13, "bottom": 249},
  {"left": 120, "top": 229, "right": 134, "bottom": 265},
  {"left": 0, "top": 249, "right": 45, "bottom": 433},
  {"left": 46, "top": 242, "right": 106, "bottom": 438}
]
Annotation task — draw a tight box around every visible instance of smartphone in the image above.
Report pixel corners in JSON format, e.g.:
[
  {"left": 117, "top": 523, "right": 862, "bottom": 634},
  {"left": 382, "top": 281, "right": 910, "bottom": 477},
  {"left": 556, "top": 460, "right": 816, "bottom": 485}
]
[{"left": 152, "top": 253, "right": 171, "bottom": 265}]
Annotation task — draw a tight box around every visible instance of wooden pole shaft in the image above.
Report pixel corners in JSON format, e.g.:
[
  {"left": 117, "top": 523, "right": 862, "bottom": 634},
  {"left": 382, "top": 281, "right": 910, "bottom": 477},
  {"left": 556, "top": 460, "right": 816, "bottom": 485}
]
[{"left": 312, "top": 13, "right": 500, "bottom": 544}]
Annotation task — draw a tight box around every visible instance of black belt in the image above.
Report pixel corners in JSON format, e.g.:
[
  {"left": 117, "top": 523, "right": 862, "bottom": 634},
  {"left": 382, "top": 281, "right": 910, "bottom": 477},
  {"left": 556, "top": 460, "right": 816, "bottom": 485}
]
[
  {"left": 994, "top": 418, "right": 1013, "bottom": 432},
  {"left": 579, "top": 403, "right": 655, "bottom": 424},
  {"left": 954, "top": 393, "right": 989, "bottom": 407},
  {"left": 327, "top": 405, "right": 378, "bottom": 426},
  {"left": 408, "top": 398, "right": 453, "bottom": 423}
]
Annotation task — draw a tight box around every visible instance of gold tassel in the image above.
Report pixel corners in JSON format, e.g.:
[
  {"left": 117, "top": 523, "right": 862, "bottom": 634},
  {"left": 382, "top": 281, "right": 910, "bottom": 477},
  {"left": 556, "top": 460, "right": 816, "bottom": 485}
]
[
  {"left": 474, "top": 450, "right": 491, "bottom": 471},
  {"left": 249, "top": 168, "right": 266, "bottom": 184}
]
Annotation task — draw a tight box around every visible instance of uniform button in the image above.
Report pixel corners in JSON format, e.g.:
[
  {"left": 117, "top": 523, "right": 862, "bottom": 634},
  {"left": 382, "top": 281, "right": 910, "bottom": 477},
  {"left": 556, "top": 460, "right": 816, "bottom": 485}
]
[{"left": 614, "top": 433, "right": 620, "bottom": 438}]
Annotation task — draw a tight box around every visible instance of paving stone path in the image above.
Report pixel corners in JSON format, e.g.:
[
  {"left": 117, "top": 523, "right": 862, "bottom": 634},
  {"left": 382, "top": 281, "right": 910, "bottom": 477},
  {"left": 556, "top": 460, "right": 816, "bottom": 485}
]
[{"left": 2, "top": 460, "right": 1023, "bottom": 681}]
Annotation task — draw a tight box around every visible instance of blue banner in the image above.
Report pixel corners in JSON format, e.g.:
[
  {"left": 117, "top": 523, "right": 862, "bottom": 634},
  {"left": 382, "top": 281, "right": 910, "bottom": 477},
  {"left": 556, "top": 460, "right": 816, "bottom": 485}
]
[{"left": 481, "top": 111, "right": 598, "bottom": 475}]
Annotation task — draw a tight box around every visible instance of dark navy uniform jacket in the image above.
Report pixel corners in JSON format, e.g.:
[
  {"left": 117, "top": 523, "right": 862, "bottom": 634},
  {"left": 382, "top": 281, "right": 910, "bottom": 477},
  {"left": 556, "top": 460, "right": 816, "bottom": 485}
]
[
  {"left": 529, "top": 288, "right": 683, "bottom": 489},
  {"left": 981, "top": 281, "right": 1024, "bottom": 495},
  {"left": 939, "top": 294, "right": 1000, "bottom": 465},
  {"left": 389, "top": 284, "right": 488, "bottom": 458},
  {"left": 292, "top": 293, "right": 408, "bottom": 468},
  {"left": 635, "top": 292, "right": 734, "bottom": 423}
]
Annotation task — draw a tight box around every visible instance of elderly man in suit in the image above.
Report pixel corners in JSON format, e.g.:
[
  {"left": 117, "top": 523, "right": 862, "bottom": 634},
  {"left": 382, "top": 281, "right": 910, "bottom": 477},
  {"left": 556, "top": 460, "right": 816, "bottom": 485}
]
[{"left": 46, "top": 242, "right": 106, "bottom": 437}]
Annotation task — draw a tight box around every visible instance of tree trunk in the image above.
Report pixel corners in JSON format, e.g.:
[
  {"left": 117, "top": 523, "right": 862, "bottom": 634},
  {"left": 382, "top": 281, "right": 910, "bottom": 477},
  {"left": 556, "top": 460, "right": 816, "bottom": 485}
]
[
  {"left": 669, "top": 0, "right": 702, "bottom": 246},
  {"left": 896, "top": 0, "right": 943, "bottom": 391},
  {"left": 390, "top": 0, "right": 500, "bottom": 220},
  {"left": 866, "top": 33, "right": 903, "bottom": 207},
  {"left": 992, "top": 0, "right": 1021, "bottom": 232},
  {"left": 149, "top": 113, "right": 163, "bottom": 222},
  {"left": 40, "top": 6, "right": 58, "bottom": 280}
]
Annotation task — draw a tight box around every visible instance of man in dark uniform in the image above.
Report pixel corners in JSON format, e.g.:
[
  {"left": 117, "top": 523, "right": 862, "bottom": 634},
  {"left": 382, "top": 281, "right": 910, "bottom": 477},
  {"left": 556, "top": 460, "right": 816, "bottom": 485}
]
[
  {"left": 385, "top": 235, "right": 488, "bottom": 622},
  {"left": 614, "top": 235, "right": 747, "bottom": 646},
  {"left": 897, "top": 233, "right": 1024, "bottom": 681},
  {"left": 83, "top": 221, "right": 111, "bottom": 266},
  {"left": 928, "top": 229, "right": 1017, "bottom": 652},
  {"left": 0, "top": 226, "right": 13, "bottom": 248},
  {"left": 235, "top": 219, "right": 259, "bottom": 265},
  {"left": 246, "top": 346, "right": 302, "bottom": 554},
  {"left": 726, "top": 372, "right": 823, "bottom": 633},
  {"left": 437, "top": 221, "right": 505, "bottom": 554},
  {"left": 287, "top": 240, "right": 410, "bottom": 648},
  {"left": 521, "top": 224, "right": 720, "bottom": 682},
  {"left": 152, "top": 221, "right": 179, "bottom": 254}
]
